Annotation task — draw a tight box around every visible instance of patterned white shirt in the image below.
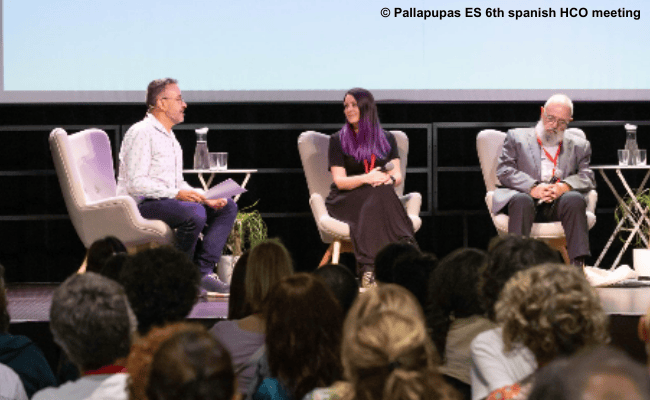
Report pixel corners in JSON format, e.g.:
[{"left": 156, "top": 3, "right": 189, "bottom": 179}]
[{"left": 116, "top": 113, "right": 196, "bottom": 202}]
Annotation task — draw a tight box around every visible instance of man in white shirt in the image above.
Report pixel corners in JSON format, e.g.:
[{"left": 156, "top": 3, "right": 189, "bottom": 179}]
[
  {"left": 491, "top": 94, "right": 595, "bottom": 266},
  {"left": 117, "top": 78, "right": 236, "bottom": 293}
]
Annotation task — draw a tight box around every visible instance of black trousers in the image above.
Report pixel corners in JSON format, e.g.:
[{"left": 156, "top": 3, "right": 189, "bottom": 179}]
[{"left": 506, "top": 191, "right": 590, "bottom": 260}]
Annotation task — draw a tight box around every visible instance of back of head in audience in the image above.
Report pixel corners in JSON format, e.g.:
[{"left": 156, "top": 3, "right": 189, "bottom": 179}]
[
  {"left": 127, "top": 322, "right": 204, "bottom": 400},
  {"left": 146, "top": 326, "right": 235, "bottom": 400},
  {"left": 496, "top": 263, "right": 609, "bottom": 366},
  {"left": 245, "top": 238, "right": 294, "bottom": 314},
  {"left": 479, "top": 235, "right": 561, "bottom": 320},
  {"left": 391, "top": 252, "right": 438, "bottom": 311},
  {"left": 50, "top": 272, "right": 135, "bottom": 372},
  {"left": 85, "top": 236, "right": 127, "bottom": 274},
  {"left": 342, "top": 284, "right": 455, "bottom": 400},
  {"left": 313, "top": 263, "right": 359, "bottom": 317},
  {"left": 120, "top": 245, "right": 199, "bottom": 335},
  {"left": 528, "top": 346, "right": 650, "bottom": 400},
  {"left": 99, "top": 253, "right": 129, "bottom": 283},
  {"left": 227, "top": 251, "right": 251, "bottom": 320},
  {"left": 375, "top": 242, "right": 420, "bottom": 283},
  {"left": 0, "top": 263, "right": 9, "bottom": 333},
  {"left": 265, "top": 273, "right": 343, "bottom": 400},
  {"left": 426, "top": 247, "right": 487, "bottom": 357}
]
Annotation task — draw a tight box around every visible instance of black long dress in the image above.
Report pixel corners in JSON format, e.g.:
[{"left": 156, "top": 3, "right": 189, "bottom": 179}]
[{"left": 325, "top": 131, "right": 415, "bottom": 266}]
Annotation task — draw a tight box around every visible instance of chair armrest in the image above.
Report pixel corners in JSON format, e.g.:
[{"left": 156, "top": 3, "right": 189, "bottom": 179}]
[
  {"left": 74, "top": 196, "right": 173, "bottom": 247},
  {"left": 399, "top": 192, "right": 422, "bottom": 217},
  {"left": 309, "top": 193, "right": 329, "bottom": 220},
  {"left": 400, "top": 192, "right": 423, "bottom": 232},
  {"left": 586, "top": 189, "right": 598, "bottom": 213},
  {"left": 309, "top": 193, "right": 351, "bottom": 239}
]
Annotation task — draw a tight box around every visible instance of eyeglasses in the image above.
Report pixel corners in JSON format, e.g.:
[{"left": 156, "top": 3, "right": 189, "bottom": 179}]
[
  {"left": 544, "top": 112, "right": 570, "bottom": 128},
  {"left": 161, "top": 96, "right": 185, "bottom": 104}
]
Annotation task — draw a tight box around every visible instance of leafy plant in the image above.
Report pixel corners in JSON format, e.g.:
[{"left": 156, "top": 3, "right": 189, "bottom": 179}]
[
  {"left": 225, "top": 201, "right": 268, "bottom": 256},
  {"left": 614, "top": 189, "right": 650, "bottom": 248}
]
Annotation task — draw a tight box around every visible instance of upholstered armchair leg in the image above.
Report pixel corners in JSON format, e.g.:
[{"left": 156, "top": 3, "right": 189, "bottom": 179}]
[
  {"left": 332, "top": 241, "right": 342, "bottom": 264},
  {"left": 547, "top": 238, "right": 570, "bottom": 264},
  {"left": 319, "top": 244, "right": 335, "bottom": 267}
]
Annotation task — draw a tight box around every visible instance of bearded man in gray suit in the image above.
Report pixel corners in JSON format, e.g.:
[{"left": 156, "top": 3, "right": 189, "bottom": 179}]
[{"left": 493, "top": 94, "right": 595, "bottom": 266}]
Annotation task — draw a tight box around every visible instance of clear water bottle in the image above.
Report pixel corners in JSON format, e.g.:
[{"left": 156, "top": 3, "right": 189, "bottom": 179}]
[
  {"left": 625, "top": 124, "right": 639, "bottom": 165},
  {"left": 193, "top": 127, "right": 209, "bottom": 170}
]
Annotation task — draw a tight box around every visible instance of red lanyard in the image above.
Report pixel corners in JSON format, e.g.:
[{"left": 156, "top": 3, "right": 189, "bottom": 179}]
[
  {"left": 364, "top": 154, "right": 376, "bottom": 174},
  {"left": 536, "top": 137, "right": 562, "bottom": 177},
  {"left": 84, "top": 365, "right": 127, "bottom": 375}
]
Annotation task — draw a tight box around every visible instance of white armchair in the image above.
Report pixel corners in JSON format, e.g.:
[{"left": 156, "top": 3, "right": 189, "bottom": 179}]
[
  {"left": 298, "top": 130, "right": 422, "bottom": 266},
  {"left": 476, "top": 128, "right": 597, "bottom": 262},
  {"left": 49, "top": 128, "right": 174, "bottom": 249}
]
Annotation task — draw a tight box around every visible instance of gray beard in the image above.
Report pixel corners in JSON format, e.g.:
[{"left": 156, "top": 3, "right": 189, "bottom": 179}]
[{"left": 535, "top": 121, "right": 563, "bottom": 147}]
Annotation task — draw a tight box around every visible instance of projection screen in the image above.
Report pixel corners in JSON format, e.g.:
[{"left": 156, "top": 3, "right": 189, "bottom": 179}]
[{"left": 1, "top": 0, "right": 649, "bottom": 103}]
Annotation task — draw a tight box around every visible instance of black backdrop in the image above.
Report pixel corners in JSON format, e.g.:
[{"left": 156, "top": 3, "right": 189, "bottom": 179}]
[{"left": 1, "top": 100, "right": 650, "bottom": 283}]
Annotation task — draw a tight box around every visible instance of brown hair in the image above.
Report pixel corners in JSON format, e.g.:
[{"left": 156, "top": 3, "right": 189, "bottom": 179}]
[
  {"left": 244, "top": 239, "right": 294, "bottom": 313},
  {"left": 126, "top": 322, "right": 202, "bottom": 400},
  {"left": 496, "top": 263, "right": 609, "bottom": 365},
  {"left": 146, "top": 328, "right": 235, "bottom": 400},
  {"left": 264, "top": 273, "right": 343, "bottom": 400}
]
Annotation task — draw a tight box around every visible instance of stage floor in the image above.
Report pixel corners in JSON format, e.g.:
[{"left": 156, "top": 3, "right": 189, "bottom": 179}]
[{"left": 6, "top": 283, "right": 229, "bottom": 323}]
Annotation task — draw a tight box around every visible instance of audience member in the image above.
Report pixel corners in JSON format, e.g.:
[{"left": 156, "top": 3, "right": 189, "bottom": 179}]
[
  {"left": 120, "top": 246, "right": 200, "bottom": 335},
  {"left": 80, "top": 236, "right": 128, "bottom": 274},
  {"left": 100, "top": 253, "right": 130, "bottom": 283},
  {"left": 485, "top": 263, "right": 609, "bottom": 400},
  {"left": 426, "top": 248, "right": 493, "bottom": 400},
  {"left": 211, "top": 239, "right": 293, "bottom": 395},
  {"left": 126, "top": 322, "right": 200, "bottom": 400},
  {"left": 33, "top": 272, "right": 136, "bottom": 400},
  {"left": 313, "top": 263, "right": 359, "bottom": 317},
  {"left": 374, "top": 242, "right": 420, "bottom": 284},
  {"left": 528, "top": 346, "right": 650, "bottom": 400},
  {"left": 146, "top": 327, "right": 235, "bottom": 400},
  {"left": 227, "top": 251, "right": 251, "bottom": 320},
  {"left": 249, "top": 273, "right": 342, "bottom": 400},
  {"left": 0, "top": 361, "right": 27, "bottom": 400},
  {"left": 305, "top": 284, "right": 457, "bottom": 400},
  {"left": 0, "top": 263, "right": 57, "bottom": 397},
  {"left": 470, "top": 236, "right": 561, "bottom": 400},
  {"left": 391, "top": 251, "right": 437, "bottom": 310}
]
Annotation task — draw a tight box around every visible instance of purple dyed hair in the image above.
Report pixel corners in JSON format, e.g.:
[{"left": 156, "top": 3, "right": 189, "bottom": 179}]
[{"left": 340, "top": 88, "right": 391, "bottom": 162}]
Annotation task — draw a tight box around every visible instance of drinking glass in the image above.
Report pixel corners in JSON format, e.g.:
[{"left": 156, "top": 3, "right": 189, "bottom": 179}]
[
  {"left": 637, "top": 149, "right": 647, "bottom": 166},
  {"left": 216, "top": 152, "right": 228, "bottom": 171},
  {"left": 618, "top": 149, "right": 630, "bottom": 166}
]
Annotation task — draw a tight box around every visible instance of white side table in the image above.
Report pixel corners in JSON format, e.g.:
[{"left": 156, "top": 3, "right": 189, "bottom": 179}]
[
  {"left": 183, "top": 169, "right": 258, "bottom": 202},
  {"left": 591, "top": 165, "right": 650, "bottom": 269}
]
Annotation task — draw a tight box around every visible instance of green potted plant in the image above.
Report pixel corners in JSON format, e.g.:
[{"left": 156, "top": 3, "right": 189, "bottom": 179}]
[
  {"left": 217, "top": 201, "right": 268, "bottom": 282},
  {"left": 614, "top": 189, "right": 650, "bottom": 276}
]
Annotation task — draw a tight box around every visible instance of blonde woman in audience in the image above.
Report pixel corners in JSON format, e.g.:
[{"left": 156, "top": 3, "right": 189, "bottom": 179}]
[
  {"left": 211, "top": 239, "right": 294, "bottom": 396},
  {"left": 304, "top": 284, "right": 458, "bottom": 400},
  {"left": 485, "top": 263, "right": 609, "bottom": 400}
]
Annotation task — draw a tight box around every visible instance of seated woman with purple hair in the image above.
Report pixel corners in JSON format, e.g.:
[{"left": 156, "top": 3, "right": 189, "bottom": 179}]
[{"left": 326, "top": 88, "right": 417, "bottom": 286}]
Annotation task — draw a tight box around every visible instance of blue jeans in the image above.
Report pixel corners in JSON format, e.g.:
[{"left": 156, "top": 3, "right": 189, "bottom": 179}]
[{"left": 139, "top": 198, "right": 238, "bottom": 276}]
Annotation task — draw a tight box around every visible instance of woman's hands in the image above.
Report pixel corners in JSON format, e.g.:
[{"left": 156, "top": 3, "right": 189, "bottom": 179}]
[
  {"left": 331, "top": 162, "right": 400, "bottom": 191},
  {"left": 365, "top": 168, "right": 393, "bottom": 187}
]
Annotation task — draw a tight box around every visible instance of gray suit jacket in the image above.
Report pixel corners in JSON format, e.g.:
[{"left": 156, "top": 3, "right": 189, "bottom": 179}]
[{"left": 492, "top": 127, "right": 596, "bottom": 214}]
